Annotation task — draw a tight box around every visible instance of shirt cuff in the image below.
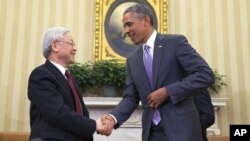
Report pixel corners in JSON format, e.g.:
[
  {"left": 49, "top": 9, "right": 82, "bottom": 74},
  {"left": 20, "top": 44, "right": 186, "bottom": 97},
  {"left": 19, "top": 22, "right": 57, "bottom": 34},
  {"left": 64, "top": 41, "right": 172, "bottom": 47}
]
[{"left": 108, "top": 114, "right": 117, "bottom": 124}]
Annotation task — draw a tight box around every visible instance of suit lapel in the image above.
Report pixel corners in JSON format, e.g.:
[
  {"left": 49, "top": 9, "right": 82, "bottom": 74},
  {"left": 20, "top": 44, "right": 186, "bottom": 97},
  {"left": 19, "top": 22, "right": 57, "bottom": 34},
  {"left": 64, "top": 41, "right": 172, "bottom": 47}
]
[
  {"left": 152, "top": 34, "right": 166, "bottom": 90},
  {"left": 45, "top": 61, "right": 70, "bottom": 93},
  {"left": 45, "top": 60, "right": 89, "bottom": 116},
  {"left": 46, "top": 61, "right": 81, "bottom": 98},
  {"left": 134, "top": 35, "right": 167, "bottom": 91}
]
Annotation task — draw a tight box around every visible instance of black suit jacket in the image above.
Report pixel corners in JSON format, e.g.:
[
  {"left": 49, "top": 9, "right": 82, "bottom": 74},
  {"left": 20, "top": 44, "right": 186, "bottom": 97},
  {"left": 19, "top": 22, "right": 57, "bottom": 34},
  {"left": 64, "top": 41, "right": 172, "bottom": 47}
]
[
  {"left": 110, "top": 34, "right": 214, "bottom": 141},
  {"left": 28, "top": 60, "right": 95, "bottom": 141},
  {"left": 194, "top": 89, "right": 215, "bottom": 141}
]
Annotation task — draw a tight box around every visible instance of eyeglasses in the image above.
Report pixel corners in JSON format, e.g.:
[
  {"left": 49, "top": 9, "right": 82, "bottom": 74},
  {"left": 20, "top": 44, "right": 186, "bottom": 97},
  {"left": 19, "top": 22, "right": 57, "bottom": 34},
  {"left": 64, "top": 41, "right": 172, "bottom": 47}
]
[{"left": 56, "top": 40, "right": 76, "bottom": 47}]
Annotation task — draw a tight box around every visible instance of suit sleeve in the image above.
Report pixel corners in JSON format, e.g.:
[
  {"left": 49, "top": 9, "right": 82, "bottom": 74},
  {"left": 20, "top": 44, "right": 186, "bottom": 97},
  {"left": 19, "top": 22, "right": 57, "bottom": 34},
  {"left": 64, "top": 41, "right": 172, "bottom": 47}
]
[
  {"left": 110, "top": 61, "right": 140, "bottom": 129},
  {"left": 166, "top": 35, "right": 215, "bottom": 104}
]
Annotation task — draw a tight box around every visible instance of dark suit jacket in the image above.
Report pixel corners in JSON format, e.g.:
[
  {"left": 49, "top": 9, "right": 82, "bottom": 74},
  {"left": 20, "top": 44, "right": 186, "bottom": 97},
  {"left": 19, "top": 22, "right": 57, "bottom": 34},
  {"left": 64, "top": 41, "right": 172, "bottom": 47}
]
[
  {"left": 194, "top": 89, "right": 215, "bottom": 141},
  {"left": 28, "top": 60, "right": 96, "bottom": 141},
  {"left": 110, "top": 34, "right": 214, "bottom": 141}
]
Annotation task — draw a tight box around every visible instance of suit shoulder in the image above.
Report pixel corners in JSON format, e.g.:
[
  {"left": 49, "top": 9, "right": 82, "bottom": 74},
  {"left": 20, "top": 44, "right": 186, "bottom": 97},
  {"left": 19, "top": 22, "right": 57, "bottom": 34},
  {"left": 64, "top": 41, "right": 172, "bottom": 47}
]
[
  {"left": 158, "top": 34, "right": 190, "bottom": 47},
  {"left": 159, "top": 33, "right": 187, "bottom": 40},
  {"left": 29, "top": 63, "right": 54, "bottom": 80},
  {"left": 30, "top": 64, "right": 46, "bottom": 74}
]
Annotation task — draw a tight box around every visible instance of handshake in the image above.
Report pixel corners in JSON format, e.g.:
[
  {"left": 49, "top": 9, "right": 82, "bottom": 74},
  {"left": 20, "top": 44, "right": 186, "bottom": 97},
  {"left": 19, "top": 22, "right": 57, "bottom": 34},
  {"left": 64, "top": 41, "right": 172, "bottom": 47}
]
[{"left": 95, "top": 115, "right": 116, "bottom": 136}]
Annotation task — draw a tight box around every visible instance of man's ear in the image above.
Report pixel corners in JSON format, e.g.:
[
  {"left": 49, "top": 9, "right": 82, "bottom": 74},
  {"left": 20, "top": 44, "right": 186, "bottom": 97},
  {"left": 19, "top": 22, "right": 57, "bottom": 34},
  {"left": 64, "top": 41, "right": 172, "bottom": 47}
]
[
  {"left": 144, "top": 15, "right": 151, "bottom": 24},
  {"left": 51, "top": 41, "right": 59, "bottom": 52}
]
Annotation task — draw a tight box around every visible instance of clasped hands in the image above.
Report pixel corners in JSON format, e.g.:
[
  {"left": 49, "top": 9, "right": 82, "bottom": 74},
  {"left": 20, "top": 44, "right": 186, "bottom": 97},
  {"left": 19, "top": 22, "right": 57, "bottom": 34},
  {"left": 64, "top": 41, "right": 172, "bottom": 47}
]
[{"left": 96, "top": 115, "right": 115, "bottom": 136}]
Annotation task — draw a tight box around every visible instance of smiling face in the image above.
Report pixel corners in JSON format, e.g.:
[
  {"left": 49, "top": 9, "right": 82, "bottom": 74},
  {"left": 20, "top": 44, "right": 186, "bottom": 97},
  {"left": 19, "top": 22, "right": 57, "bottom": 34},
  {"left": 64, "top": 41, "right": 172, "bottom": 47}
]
[
  {"left": 122, "top": 12, "right": 153, "bottom": 45},
  {"left": 50, "top": 32, "right": 77, "bottom": 68}
]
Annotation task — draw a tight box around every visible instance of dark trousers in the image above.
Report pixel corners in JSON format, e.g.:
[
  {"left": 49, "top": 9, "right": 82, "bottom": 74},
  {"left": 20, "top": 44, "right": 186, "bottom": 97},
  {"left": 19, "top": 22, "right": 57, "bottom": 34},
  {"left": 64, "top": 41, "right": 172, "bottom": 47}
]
[{"left": 148, "top": 122, "right": 168, "bottom": 141}]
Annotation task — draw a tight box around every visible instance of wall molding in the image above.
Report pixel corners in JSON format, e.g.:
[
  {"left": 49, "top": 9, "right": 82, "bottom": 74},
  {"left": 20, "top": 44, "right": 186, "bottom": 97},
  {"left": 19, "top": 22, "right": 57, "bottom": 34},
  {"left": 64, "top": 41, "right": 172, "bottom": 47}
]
[{"left": 85, "top": 97, "right": 228, "bottom": 135}]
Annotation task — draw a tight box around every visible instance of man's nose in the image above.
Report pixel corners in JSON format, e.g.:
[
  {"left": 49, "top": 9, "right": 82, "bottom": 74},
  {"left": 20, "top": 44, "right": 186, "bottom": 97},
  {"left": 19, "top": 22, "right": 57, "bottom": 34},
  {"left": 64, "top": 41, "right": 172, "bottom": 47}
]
[{"left": 124, "top": 27, "right": 130, "bottom": 34}]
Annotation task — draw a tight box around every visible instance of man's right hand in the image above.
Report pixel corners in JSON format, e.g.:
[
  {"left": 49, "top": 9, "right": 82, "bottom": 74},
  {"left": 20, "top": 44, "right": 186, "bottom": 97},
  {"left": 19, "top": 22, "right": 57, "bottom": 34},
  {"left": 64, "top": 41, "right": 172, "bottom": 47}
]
[{"left": 96, "top": 115, "right": 115, "bottom": 136}]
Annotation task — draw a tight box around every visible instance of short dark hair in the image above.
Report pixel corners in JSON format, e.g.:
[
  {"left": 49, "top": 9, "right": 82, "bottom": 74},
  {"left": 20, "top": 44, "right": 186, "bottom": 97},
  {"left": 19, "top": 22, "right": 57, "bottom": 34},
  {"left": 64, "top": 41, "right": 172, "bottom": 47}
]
[{"left": 123, "top": 4, "right": 154, "bottom": 26}]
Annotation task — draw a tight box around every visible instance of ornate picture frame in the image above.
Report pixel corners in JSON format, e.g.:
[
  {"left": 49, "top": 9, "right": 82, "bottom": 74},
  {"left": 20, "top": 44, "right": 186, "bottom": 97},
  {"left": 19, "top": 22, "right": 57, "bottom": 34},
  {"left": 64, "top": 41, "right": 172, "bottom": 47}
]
[{"left": 94, "top": 0, "right": 168, "bottom": 61}]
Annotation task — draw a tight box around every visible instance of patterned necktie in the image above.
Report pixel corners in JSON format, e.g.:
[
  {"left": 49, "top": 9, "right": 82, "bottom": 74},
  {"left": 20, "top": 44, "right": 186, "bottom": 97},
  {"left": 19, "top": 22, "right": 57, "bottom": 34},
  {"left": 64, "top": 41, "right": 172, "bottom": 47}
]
[
  {"left": 143, "top": 44, "right": 161, "bottom": 125},
  {"left": 65, "top": 70, "right": 83, "bottom": 115}
]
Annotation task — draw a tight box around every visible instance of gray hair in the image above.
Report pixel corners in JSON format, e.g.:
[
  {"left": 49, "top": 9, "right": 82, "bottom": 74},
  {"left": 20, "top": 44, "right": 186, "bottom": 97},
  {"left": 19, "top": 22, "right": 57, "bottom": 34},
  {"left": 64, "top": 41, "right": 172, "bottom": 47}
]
[
  {"left": 123, "top": 4, "right": 154, "bottom": 26},
  {"left": 41, "top": 27, "right": 70, "bottom": 58}
]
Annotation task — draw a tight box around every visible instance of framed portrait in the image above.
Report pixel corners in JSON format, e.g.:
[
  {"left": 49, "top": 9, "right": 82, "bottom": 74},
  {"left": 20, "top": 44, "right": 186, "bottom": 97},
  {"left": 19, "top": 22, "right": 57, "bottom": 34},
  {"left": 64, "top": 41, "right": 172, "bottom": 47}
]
[{"left": 94, "top": 0, "right": 168, "bottom": 61}]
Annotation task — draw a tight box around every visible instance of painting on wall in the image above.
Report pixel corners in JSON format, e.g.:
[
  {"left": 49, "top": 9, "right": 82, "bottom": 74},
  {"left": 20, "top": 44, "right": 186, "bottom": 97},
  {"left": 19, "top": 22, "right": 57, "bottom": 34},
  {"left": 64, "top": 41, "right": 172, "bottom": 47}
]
[{"left": 94, "top": 0, "right": 168, "bottom": 61}]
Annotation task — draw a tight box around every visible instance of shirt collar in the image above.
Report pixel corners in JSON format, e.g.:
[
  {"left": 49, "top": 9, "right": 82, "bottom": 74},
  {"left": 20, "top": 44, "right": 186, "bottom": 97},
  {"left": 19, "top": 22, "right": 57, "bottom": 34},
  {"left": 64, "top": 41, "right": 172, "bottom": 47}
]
[
  {"left": 49, "top": 60, "right": 67, "bottom": 76},
  {"left": 145, "top": 30, "right": 157, "bottom": 49}
]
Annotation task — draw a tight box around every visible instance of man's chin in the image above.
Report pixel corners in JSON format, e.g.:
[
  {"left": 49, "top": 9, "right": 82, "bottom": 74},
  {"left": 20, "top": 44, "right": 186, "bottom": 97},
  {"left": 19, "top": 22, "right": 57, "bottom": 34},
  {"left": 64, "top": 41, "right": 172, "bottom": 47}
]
[
  {"left": 69, "top": 60, "right": 75, "bottom": 64},
  {"left": 133, "top": 42, "right": 140, "bottom": 45},
  {"left": 132, "top": 40, "right": 143, "bottom": 46},
  {"left": 134, "top": 42, "right": 143, "bottom": 46}
]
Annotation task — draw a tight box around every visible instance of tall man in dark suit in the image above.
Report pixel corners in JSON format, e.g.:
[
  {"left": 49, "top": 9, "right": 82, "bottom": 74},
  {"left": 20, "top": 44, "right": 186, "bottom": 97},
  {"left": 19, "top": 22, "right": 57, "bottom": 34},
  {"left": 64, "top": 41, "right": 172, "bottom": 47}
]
[
  {"left": 100, "top": 4, "right": 215, "bottom": 141},
  {"left": 28, "top": 27, "right": 106, "bottom": 141}
]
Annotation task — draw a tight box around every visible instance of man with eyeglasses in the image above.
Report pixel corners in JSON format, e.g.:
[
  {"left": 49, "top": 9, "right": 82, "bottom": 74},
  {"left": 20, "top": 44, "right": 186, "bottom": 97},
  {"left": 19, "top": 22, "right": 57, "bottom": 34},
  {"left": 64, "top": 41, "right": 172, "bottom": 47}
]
[{"left": 27, "top": 27, "right": 107, "bottom": 141}]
